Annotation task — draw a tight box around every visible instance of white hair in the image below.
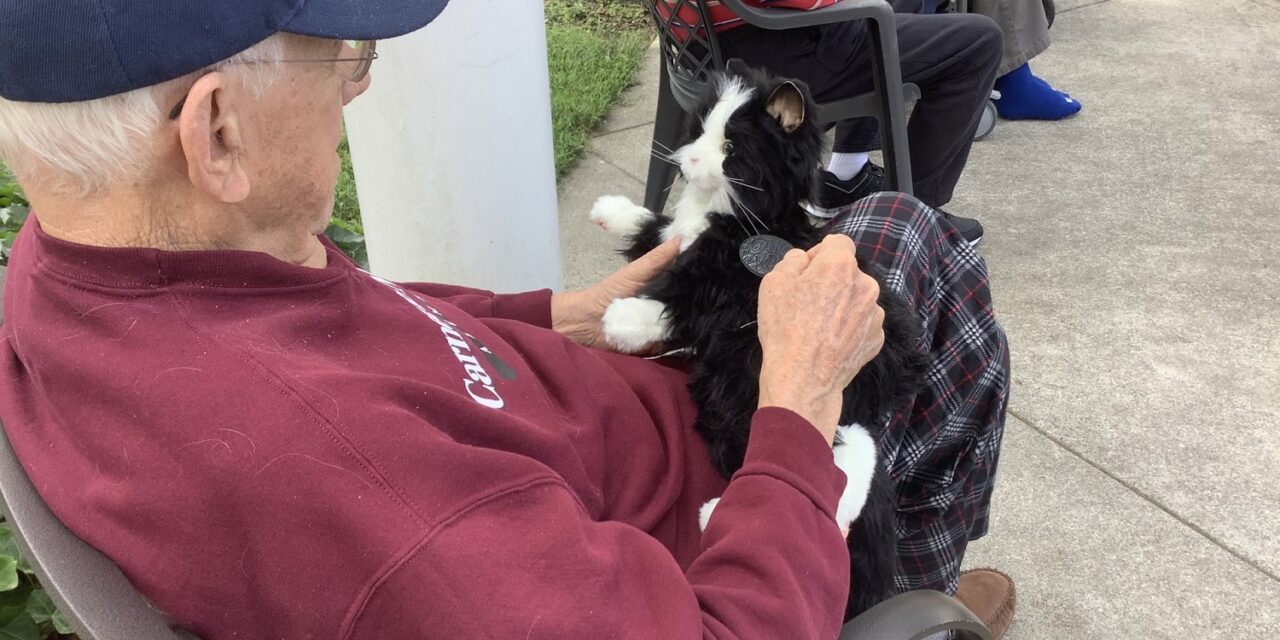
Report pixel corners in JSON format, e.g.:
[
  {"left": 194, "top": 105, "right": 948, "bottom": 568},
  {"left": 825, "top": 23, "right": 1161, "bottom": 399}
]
[{"left": 0, "top": 35, "right": 289, "bottom": 197}]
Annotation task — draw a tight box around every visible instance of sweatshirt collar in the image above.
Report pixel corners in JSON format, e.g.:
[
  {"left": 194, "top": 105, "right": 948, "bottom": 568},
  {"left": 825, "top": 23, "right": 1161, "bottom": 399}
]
[{"left": 26, "top": 215, "right": 353, "bottom": 290}]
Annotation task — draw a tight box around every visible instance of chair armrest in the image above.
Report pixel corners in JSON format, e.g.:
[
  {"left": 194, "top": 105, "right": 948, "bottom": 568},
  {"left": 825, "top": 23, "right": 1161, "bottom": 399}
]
[
  {"left": 719, "top": 0, "right": 895, "bottom": 31},
  {"left": 839, "top": 590, "right": 994, "bottom": 640}
]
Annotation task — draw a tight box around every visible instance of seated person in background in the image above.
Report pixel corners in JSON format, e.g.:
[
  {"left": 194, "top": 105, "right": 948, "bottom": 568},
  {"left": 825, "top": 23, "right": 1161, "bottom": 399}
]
[
  {"left": 947, "top": 0, "right": 1081, "bottom": 119},
  {"left": 702, "top": 0, "right": 1003, "bottom": 245},
  {"left": 0, "top": 0, "right": 1013, "bottom": 638}
]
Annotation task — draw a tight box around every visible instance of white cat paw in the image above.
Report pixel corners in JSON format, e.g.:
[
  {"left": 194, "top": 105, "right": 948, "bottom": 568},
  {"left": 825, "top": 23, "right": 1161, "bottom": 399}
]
[
  {"left": 602, "top": 297, "right": 672, "bottom": 353},
  {"left": 833, "top": 423, "right": 878, "bottom": 536},
  {"left": 590, "top": 195, "right": 652, "bottom": 236},
  {"left": 699, "top": 498, "right": 721, "bottom": 531}
]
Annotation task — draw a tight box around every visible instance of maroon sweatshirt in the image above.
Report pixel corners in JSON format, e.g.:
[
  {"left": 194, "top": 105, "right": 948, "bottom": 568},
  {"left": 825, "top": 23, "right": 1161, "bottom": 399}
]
[{"left": 0, "top": 219, "right": 850, "bottom": 639}]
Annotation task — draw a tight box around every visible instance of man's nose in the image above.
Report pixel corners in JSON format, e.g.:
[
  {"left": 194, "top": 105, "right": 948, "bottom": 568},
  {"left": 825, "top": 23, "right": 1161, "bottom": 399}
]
[{"left": 343, "top": 73, "right": 373, "bottom": 106}]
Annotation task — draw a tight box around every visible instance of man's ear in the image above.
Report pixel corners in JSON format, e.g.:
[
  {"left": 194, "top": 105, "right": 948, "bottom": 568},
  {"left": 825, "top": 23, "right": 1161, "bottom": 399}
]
[
  {"left": 766, "top": 81, "right": 806, "bottom": 133},
  {"left": 176, "top": 72, "right": 250, "bottom": 203}
]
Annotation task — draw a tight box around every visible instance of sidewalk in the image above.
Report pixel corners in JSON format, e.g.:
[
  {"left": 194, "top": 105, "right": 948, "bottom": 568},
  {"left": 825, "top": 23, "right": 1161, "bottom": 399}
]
[{"left": 554, "top": 0, "right": 1280, "bottom": 637}]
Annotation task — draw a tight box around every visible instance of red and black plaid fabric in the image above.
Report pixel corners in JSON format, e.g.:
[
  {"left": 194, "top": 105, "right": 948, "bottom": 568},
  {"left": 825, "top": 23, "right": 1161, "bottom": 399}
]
[
  {"left": 828, "top": 192, "right": 1011, "bottom": 596},
  {"left": 656, "top": 0, "right": 843, "bottom": 35}
]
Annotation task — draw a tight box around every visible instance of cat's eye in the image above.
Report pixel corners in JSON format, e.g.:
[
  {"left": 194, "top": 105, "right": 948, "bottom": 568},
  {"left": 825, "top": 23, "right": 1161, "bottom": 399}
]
[{"left": 722, "top": 141, "right": 735, "bottom": 156}]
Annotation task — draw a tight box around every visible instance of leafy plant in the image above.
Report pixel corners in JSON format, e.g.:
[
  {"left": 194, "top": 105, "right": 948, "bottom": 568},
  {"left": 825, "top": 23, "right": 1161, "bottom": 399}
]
[
  {"left": 0, "top": 520, "right": 75, "bottom": 639},
  {"left": 0, "top": 165, "right": 29, "bottom": 267},
  {"left": 324, "top": 217, "right": 368, "bottom": 269}
]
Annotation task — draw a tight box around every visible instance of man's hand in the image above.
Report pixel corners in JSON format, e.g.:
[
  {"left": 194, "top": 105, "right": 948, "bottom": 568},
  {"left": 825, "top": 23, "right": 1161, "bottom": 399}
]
[
  {"left": 552, "top": 237, "right": 682, "bottom": 352},
  {"left": 756, "top": 234, "right": 885, "bottom": 444}
]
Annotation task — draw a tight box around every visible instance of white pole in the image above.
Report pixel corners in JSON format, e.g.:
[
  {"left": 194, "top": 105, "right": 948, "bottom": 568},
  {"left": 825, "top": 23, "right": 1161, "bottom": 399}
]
[{"left": 343, "top": 0, "right": 563, "bottom": 293}]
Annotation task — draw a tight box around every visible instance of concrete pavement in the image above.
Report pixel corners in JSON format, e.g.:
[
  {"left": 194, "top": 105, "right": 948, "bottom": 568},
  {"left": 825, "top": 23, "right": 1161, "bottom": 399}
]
[{"left": 555, "top": 0, "right": 1280, "bottom": 637}]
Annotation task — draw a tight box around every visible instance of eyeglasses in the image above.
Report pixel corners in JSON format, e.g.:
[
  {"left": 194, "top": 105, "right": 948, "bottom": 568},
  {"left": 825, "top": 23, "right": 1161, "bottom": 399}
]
[{"left": 167, "top": 40, "right": 378, "bottom": 120}]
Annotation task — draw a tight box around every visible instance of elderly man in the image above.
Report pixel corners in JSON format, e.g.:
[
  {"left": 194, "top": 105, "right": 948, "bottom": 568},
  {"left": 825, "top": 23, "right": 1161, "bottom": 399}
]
[{"left": 0, "top": 1, "right": 1013, "bottom": 639}]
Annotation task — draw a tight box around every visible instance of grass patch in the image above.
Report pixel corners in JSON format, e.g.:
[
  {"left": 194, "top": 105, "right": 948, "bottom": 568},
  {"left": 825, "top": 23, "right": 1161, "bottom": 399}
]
[
  {"left": 546, "top": 0, "right": 652, "bottom": 176},
  {"left": 333, "top": 136, "right": 361, "bottom": 232}
]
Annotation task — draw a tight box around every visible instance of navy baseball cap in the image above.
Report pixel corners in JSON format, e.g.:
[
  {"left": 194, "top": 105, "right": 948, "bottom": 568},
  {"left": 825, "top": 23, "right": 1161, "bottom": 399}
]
[{"left": 0, "top": 0, "right": 452, "bottom": 103}]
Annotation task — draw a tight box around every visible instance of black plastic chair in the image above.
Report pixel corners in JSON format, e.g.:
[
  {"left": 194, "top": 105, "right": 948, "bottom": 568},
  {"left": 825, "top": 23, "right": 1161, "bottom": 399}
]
[
  {"left": 643, "top": 0, "right": 921, "bottom": 214},
  {"left": 0, "top": 267, "right": 990, "bottom": 640}
]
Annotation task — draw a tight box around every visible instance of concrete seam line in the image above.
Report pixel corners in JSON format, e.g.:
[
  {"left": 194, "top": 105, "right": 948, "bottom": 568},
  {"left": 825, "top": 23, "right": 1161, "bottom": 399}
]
[
  {"left": 586, "top": 151, "right": 647, "bottom": 187},
  {"left": 1007, "top": 408, "right": 1280, "bottom": 585}
]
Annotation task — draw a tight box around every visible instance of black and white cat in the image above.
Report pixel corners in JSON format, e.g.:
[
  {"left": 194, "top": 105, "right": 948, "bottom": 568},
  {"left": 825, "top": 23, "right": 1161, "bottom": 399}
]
[{"left": 589, "top": 62, "right": 928, "bottom": 618}]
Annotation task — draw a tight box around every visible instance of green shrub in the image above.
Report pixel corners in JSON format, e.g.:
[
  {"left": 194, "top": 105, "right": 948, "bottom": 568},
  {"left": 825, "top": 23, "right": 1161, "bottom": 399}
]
[
  {"left": 0, "top": 164, "right": 29, "bottom": 267},
  {"left": 0, "top": 520, "right": 75, "bottom": 639},
  {"left": 326, "top": 136, "right": 368, "bottom": 268}
]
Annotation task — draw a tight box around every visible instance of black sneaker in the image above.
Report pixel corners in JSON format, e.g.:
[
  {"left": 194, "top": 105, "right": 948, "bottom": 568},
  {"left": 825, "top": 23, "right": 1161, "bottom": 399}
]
[
  {"left": 939, "top": 210, "right": 984, "bottom": 247},
  {"left": 805, "top": 163, "right": 886, "bottom": 218}
]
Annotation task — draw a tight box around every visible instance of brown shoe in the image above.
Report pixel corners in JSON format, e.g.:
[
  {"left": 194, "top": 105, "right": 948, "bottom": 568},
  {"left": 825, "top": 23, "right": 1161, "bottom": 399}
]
[{"left": 955, "top": 568, "right": 1017, "bottom": 639}]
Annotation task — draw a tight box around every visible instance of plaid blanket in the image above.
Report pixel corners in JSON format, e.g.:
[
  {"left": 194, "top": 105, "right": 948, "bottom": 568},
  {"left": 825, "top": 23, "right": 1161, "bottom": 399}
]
[{"left": 829, "top": 192, "right": 1011, "bottom": 595}]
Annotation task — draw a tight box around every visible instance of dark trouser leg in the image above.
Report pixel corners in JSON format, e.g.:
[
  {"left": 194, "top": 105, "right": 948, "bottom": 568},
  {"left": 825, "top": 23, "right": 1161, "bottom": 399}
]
[
  {"left": 831, "top": 13, "right": 1003, "bottom": 207},
  {"left": 720, "top": 15, "right": 1001, "bottom": 208},
  {"left": 827, "top": 192, "right": 1011, "bottom": 594}
]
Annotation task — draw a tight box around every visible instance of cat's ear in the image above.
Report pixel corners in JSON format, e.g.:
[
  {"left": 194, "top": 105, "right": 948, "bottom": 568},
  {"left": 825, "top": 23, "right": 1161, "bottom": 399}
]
[
  {"left": 766, "top": 81, "right": 806, "bottom": 133},
  {"left": 725, "top": 58, "right": 751, "bottom": 77}
]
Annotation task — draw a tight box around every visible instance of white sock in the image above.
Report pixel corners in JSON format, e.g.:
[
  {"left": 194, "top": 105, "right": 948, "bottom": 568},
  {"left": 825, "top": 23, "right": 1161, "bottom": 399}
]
[{"left": 827, "top": 152, "right": 870, "bottom": 181}]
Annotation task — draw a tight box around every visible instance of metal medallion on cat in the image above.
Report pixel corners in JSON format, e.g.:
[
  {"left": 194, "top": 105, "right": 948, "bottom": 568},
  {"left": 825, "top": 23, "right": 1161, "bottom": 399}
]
[{"left": 738, "top": 234, "right": 795, "bottom": 277}]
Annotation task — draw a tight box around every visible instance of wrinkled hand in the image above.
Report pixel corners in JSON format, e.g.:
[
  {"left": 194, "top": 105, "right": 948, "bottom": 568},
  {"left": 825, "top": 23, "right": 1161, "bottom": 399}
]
[
  {"left": 552, "top": 237, "right": 682, "bottom": 352},
  {"left": 756, "top": 234, "right": 885, "bottom": 444}
]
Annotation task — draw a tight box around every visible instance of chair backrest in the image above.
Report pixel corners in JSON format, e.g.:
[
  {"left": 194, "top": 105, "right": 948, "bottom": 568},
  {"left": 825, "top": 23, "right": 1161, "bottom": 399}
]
[
  {"left": 645, "top": 0, "right": 722, "bottom": 110},
  {"left": 0, "top": 267, "right": 198, "bottom": 640}
]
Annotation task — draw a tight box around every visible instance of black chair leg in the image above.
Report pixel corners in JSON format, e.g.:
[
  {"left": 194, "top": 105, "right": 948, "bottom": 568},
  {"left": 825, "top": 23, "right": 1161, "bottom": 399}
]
[
  {"left": 644, "top": 64, "right": 691, "bottom": 214},
  {"left": 866, "top": 15, "right": 914, "bottom": 196}
]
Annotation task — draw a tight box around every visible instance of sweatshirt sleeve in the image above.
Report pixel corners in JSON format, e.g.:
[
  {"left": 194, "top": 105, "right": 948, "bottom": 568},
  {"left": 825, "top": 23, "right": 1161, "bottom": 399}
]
[
  {"left": 343, "top": 407, "right": 849, "bottom": 640},
  {"left": 399, "top": 282, "right": 553, "bottom": 328}
]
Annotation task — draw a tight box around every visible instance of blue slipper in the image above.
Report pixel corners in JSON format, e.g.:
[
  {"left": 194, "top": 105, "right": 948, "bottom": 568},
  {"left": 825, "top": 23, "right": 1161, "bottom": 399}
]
[{"left": 994, "top": 63, "right": 1082, "bottom": 121}]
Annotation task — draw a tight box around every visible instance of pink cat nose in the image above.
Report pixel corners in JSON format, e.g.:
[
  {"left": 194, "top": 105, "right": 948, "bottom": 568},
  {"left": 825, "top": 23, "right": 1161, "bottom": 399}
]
[{"left": 689, "top": 158, "right": 699, "bottom": 164}]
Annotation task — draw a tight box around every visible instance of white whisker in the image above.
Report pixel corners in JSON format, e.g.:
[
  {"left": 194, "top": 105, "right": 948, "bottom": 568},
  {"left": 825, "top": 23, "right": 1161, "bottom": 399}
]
[
  {"left": 723, "top": 190, "right": 756, "bottom": 235},
  {"left": 650, "top": 147, "right": 677, "bottom": 161},
  {"left": 729, "top": 190, "right": 769, "bottom": 232},
  {"left": 741, "top": 203, "right": 769, "bottom": 232},
  {"left": 730, "top": 212, "right": 753, "bottom": 236},
  {"left": 727, "top": 190, "right": 762, "bottom": 235},
  {"left": 649, "top": 151, "right": 681, "bottom": 167},
  {"left": 651, "top": 139, "right": 678, "bottom": 154},
  {"left": 727, "top": 178, "right": 764, "bottom": 191}
]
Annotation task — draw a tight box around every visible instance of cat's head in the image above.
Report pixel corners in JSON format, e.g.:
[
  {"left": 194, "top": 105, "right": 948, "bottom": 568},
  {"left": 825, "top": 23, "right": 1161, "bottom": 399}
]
[{"left": 670, "top": 61, "right": 824, "bottom": 219}]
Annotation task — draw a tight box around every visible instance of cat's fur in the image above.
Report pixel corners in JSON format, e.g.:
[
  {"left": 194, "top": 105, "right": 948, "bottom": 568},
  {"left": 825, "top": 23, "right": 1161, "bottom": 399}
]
[{"left": 590, "top": 62, "right": 929, "bottom": 618}]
